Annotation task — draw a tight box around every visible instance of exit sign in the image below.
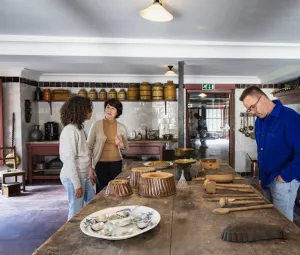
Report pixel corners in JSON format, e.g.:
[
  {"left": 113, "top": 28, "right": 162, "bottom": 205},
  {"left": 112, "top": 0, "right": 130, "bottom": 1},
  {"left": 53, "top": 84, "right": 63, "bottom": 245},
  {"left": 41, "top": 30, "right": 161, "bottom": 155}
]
[{"left": 202, "top": 84, "right": 215, "bottom": 90}]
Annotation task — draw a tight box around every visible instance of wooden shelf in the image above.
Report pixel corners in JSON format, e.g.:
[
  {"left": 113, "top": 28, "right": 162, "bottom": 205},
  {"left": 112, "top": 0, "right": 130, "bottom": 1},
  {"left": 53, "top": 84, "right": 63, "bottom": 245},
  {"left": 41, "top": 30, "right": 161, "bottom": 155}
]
[
  {"left": 31, "top": 100, "right": 177, "bottom": 102},
  {"left": 274, "top": 88, "right": 300, "bottom": 105},
  {"left": 31, "top": 99, "right": 177, "bottom": 115}
]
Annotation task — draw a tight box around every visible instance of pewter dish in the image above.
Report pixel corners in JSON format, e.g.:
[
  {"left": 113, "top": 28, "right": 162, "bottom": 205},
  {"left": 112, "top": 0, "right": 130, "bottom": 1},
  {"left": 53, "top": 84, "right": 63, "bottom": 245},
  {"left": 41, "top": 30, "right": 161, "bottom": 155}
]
[
  {"left": 143, "top": 161, "right": 174, "bottom": 169},
  {"left": 80, "top": 205, "right": 161, "bottom": 240}
]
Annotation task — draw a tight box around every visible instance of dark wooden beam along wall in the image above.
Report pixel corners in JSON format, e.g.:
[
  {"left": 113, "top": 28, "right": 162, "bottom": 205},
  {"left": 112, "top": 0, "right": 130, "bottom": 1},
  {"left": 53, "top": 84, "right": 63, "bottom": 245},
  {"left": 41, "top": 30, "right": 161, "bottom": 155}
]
[{"left": 178, "top": 61, "right": 185, "bottom": 148}]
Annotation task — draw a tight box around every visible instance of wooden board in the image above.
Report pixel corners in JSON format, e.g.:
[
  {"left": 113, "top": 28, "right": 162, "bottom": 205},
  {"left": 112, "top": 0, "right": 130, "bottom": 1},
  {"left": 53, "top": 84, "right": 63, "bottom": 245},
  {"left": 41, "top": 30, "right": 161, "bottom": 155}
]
[{"left": 32, "top": 161, "right": 300, "bottom": 255}]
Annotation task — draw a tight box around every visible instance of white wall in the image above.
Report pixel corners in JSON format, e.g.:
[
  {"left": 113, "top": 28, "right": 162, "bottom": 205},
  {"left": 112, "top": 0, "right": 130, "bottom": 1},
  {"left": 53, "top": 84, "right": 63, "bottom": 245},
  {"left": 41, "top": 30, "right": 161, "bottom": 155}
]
[
  {"left": 38, "top": 88, "right": 178, "bottom": 145},
  {"left": 234, "top": 88, "right": 276, "bottom": 172}
]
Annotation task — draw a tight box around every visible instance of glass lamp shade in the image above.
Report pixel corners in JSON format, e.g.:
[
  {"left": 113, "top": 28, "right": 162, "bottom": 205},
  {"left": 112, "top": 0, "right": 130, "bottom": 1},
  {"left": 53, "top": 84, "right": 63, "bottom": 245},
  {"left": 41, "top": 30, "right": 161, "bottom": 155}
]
[
  {"left": 164, "top": 70, "right": 177, "bottom": 76},
  {"left": 140, "top": 2, "right": 173, "bottom": 22},
  {"left": 199, "top": 93, "right": 207, "bottom": 98}
]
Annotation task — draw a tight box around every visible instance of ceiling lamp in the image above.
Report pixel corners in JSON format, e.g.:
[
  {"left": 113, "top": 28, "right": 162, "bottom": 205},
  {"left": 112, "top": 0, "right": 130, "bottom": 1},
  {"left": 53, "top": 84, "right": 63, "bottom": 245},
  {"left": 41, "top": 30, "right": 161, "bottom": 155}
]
[
  {"left": 164, "top": 65, "right": 177, "bottom": 76},
  {"left": 140, "top": 0, "right": 173, "bottom": 22},
  {"left": 199, "top": 93, "right": 207, "bottom": 98}
]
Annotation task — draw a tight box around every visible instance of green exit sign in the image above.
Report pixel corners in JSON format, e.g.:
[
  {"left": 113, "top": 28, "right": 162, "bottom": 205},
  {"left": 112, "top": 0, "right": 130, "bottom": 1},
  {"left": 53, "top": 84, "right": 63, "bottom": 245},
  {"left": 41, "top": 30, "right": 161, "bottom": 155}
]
[{"left": 202, "top": 84, "right": 215, "bottom": 90}]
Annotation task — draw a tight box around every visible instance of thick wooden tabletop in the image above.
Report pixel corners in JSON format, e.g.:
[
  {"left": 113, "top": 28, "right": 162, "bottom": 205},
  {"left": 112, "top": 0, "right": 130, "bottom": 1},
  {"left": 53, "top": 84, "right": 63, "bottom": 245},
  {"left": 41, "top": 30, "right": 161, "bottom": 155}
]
[{"left": 33, "top": 162, "right": 300, "bottom": 255}]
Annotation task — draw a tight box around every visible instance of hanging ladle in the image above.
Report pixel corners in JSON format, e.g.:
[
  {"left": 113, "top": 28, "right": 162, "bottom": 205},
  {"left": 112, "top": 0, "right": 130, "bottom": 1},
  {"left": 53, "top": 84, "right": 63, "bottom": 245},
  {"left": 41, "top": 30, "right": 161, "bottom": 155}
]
[
  {"left": 249, "top": 116, "right": 255, "bottom": 139},
  {"left": 244, "top": 115, "right": 250, "bottom": 137},
  {"left": 248, "top": 114, "right": 254, "bottom": 131},
  {"left": 238, "top": 117, "right": 243, "bottom": 133}
]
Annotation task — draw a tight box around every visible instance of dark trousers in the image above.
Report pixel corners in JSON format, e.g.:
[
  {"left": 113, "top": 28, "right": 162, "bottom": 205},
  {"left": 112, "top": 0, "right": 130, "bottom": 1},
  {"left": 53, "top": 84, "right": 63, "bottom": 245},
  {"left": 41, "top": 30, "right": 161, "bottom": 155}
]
[{"left": 95, "top": 160, "right": 122, "bottom": 194}]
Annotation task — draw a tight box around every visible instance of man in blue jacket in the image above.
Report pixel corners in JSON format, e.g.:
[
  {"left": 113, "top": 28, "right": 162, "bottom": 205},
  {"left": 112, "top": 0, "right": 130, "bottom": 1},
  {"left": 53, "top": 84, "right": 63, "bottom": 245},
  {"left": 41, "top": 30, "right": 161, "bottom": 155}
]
[{"left": 240, "top": 86, "right": 300, "bottom": 221}]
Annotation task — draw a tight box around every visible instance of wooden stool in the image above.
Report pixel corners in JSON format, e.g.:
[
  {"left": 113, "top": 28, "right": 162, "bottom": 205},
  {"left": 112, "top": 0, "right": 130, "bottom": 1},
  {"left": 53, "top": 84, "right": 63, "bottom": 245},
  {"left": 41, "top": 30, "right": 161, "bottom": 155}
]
[
  {"left": 2, "top": 182, "right": 22, "bottom": 197},
  {"left": 0, "top": 169, "right": 26, "bottom": 191}
]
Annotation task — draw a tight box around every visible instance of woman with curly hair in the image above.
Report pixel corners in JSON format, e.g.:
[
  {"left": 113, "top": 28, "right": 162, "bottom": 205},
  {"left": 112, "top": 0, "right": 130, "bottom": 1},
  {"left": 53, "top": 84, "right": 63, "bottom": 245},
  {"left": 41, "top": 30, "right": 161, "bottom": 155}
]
[
  {"left": 59, "top": 96, "right": 95, "bottom": 220},
  {"left": 87, "top": 98, "right": 128, "bottom": 194}
]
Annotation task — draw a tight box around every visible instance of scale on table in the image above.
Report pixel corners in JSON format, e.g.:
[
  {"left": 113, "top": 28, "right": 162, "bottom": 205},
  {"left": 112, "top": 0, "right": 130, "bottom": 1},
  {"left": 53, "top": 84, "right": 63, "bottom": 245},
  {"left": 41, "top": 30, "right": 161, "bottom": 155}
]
[
  {"left": 173, "top": 148, "right": 197, "bottom": 181},
  {"left": 174, "top": 158, "right": 197, "bottom": 181}
]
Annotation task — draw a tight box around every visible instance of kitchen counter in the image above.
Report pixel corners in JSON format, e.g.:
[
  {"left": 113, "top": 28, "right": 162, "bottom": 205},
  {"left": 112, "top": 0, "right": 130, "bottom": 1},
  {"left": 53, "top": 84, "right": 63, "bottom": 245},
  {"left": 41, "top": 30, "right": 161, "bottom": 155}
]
[{"left": 32, "top": 162, "right": 300, "bottom": 255}]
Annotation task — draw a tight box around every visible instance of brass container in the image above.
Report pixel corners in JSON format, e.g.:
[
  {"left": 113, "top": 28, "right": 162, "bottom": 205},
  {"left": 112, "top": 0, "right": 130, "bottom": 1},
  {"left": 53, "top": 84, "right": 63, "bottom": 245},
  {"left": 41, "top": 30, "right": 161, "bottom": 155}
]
[
  {"left": 174, "top": 148, "right": 194, "bottom": 158},
  {"left": 52, "top": 89, "right": 71, "bottom": 101},
  {"left": 152, "top": 82, "right": 164, "bottom": 100},
  {"left": 164, "top": 80, "right": 177, "bottom": 101},
  {"left": 88, "top": 89, "right": 98, "bottom": 101},
  {"left": 78, "top": 88, "right": 87, "bottom": 98},
  {"left": 117, "top": 89, "right": 127, "bottom": 100},
  {"left": 108, "top": 88, "right": 117, "bottom": 99},
  {"left": 98, "top": 89, "right": 107, "bottom": 101},
  {"left": 140, "top": 82, "right": 151, "bottom": 101},
  {"left": 128, "top": 84, "right": 139, "bottom": 100},
  {"left": 43, "top": 89, "right": 51, "bottom": 101}
]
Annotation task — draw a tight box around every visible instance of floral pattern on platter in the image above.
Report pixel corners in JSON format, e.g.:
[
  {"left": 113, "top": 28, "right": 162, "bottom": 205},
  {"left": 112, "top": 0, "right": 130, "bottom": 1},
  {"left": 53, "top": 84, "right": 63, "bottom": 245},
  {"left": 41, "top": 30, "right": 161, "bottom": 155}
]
[{"left": 80, "top": 205, "right": 160, "bottom": 240}]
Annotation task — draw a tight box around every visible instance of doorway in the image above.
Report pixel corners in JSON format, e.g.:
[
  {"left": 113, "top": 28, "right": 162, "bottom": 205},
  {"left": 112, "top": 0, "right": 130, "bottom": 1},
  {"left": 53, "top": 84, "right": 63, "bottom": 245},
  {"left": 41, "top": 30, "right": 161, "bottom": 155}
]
[{"left": 185, "top": 85, "right": 235, "bottom": 167}]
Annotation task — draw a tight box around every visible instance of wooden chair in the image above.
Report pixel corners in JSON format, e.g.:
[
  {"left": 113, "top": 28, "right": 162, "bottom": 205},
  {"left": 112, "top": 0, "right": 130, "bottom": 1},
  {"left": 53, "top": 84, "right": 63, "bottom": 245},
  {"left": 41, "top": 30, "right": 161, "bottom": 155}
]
[{"left": 0, "top": 146, "right": 26, "bottom": 193}]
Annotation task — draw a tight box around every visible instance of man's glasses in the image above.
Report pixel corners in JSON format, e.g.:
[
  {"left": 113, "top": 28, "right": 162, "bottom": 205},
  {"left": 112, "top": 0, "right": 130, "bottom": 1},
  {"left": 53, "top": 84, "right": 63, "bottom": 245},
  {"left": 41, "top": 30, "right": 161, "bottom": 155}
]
[{"left": 246, "top": 96, "right": 262, "bottom": 113}]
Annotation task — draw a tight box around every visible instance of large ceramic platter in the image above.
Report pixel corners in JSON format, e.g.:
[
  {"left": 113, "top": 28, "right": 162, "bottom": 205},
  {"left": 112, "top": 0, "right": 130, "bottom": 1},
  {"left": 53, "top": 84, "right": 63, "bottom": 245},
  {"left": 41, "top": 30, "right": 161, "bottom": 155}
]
[
  {"left": 80, "top": 205, "right": 161, "bottom": 240},
  {"left": 143, "top": 161, "right": 174, "bottom": 169}
]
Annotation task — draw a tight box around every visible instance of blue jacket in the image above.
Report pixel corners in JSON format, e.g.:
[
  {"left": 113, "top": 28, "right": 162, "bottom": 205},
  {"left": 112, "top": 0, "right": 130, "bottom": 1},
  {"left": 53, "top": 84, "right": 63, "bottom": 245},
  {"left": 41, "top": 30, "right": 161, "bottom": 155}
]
[{"left": 255, "top": 100, "right": 300, "bottom": 188}]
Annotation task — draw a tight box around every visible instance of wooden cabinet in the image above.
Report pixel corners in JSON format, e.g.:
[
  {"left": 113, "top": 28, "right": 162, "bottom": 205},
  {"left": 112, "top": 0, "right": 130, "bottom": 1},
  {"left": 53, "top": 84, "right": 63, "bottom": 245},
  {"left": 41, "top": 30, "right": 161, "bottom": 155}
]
[
  {"left": 27, "top": 142, "right": 60, "bottom": 184},
  {"left": 27, "top": 141, "right": 167, "bottom": 183},
  {"left": 125, "top": 141, "right": 166, "bottom": 160}
]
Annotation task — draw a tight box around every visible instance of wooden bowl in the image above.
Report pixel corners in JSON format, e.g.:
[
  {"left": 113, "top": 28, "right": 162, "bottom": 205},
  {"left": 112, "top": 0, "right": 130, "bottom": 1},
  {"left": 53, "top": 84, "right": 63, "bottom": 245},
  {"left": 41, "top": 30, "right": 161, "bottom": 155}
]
[
  {"left": 138, "top": 172, "right": 176, "bottom": 197},
  {"left": 105, "top": 179, "right": 133, "bottom": 197},
  {"left": 129, "top": 167, "right": 156, "bottom": 186}
]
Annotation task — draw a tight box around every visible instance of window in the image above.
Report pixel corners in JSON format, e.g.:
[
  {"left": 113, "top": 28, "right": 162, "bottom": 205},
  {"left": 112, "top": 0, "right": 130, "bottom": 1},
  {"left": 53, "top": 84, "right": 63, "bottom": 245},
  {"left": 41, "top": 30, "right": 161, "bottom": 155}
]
[{"left": 206, "top": 108, "right": 223, "bottom": 132}]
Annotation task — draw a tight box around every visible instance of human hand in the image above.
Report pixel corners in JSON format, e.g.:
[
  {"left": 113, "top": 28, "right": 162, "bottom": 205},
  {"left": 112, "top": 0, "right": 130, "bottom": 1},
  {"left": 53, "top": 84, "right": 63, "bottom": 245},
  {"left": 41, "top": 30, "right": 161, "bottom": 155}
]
[
  {"left": 89, "top": 168, "right": 96, "bottom": 186},
  {"left": 276, "top": 175, "right": 285, "bottom": 183},
  {"left": 115, "top": 136, "right": 124, "bottom": 149},
  {"left": 258, "top": 180, "right": 262, "bottom": 189},
  {"left": 75, "top": 187, "right": 83, "bottom": 198}
]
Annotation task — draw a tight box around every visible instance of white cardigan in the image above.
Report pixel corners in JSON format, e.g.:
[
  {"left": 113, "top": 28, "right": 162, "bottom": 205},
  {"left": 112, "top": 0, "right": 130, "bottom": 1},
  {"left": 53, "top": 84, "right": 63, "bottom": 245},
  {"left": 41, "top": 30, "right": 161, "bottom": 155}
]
[
  {"left": 59, "top": 124, "right": 90, "bottom": 189},
  {"left": 87, "top": 119, "right": 129, "bottom": 168}
]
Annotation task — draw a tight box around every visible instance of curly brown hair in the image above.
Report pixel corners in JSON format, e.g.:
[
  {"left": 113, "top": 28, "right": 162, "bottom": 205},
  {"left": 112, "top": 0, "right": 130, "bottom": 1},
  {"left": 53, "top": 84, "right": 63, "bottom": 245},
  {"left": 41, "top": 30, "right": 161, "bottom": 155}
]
[{"left": 60, "top": 96, "right": 93, "bottom": 130}]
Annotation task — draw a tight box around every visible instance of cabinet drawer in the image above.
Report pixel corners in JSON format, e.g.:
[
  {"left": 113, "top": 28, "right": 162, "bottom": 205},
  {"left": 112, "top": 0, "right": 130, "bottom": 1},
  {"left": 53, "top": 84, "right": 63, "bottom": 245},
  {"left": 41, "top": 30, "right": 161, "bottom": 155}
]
[{"left": 126, "top": 146, "right": 160, "bottom": 155}]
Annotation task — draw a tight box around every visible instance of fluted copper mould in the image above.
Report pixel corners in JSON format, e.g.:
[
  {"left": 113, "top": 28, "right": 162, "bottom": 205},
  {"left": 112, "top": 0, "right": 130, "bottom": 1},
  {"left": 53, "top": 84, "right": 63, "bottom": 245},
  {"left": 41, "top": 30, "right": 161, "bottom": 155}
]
[
  {"left": 105, "top": 179, "right": 132, "bottom": 196},
  {"left": 129, "top": 167, "right": 156, "bottom": 186},
  {"left": 138, "top": 172, "right": 176, "bottom": 197}
]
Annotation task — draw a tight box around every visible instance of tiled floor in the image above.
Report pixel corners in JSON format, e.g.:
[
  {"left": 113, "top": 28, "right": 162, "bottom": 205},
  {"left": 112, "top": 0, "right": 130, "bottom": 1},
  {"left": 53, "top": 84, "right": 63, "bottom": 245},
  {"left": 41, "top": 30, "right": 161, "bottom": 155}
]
[{"left": 0, "top": 181, "right": 68, "bottom": 255}]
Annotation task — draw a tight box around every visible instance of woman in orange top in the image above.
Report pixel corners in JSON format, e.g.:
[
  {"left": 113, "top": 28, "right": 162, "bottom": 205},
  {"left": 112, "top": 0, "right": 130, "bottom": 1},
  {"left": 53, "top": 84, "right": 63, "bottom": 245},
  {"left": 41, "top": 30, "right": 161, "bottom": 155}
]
[{"left": 87, "top": 98, "right": 128, "bottom": 194}]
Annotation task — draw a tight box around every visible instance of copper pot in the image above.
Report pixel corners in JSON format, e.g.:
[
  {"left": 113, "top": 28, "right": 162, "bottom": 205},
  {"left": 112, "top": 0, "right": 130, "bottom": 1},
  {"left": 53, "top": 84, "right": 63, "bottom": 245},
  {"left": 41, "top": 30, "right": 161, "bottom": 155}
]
[{"left": 174, "top": 148, "right": 194, "bottom": 158}]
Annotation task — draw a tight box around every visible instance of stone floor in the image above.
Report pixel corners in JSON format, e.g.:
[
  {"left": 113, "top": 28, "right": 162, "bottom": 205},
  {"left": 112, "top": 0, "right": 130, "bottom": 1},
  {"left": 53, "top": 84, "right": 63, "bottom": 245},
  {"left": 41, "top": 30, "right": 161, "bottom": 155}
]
[{"left": 0, "top": 181, "right": 68, "bottom": 255}]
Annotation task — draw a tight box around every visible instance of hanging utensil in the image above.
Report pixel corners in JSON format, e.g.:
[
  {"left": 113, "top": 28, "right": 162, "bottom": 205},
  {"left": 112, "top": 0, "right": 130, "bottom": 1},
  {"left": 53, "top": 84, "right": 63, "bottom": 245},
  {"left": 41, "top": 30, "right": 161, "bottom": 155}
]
[
  {"left": 240, "top": 116, "right": 245, "bottom": 134},
  {"left": 248, "top": 114, "right": 254, "bottom": 131},
  {"left": 238, "top": 117, "right": 243, "bottom": 133},
  {"left": 5, "top": 112, "right": 20, "bottom": 168},
  {"left": 244, "top": 115, "right": 250, "bottom": 137},
  {"left": 249, "top": 116, "right": 255, "bottom": 140}
]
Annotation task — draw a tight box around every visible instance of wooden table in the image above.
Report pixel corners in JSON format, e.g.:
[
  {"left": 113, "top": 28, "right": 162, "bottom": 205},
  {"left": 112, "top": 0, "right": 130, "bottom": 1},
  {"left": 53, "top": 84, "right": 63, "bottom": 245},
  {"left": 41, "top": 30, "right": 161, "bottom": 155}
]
[{"left": 33, "top": 162, "right": 300, "bottom": 255}]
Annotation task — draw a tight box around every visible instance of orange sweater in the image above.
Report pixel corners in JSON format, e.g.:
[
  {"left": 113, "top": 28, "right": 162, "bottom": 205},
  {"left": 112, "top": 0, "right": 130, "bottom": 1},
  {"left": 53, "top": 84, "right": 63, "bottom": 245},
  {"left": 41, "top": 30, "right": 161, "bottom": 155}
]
[{"left": 99, "top": 118, "right": 121, "bottom": 162}]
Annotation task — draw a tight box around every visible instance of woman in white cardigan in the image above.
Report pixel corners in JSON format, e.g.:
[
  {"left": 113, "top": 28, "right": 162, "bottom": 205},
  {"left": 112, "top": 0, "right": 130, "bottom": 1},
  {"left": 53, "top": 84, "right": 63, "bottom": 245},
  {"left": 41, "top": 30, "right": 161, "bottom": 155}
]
[
  {"left": 59, "top": 96, "right": 95, "bottom": 220},
  {"left": 87, "top": 98, "right": 128, "bottom": 194}
]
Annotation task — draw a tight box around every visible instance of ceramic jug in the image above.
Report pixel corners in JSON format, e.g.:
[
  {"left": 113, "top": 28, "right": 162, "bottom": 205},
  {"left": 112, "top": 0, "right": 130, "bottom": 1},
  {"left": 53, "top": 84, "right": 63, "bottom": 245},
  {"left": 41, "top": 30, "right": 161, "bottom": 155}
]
[{"left": 30, "top": 124, "right": 43, "bottom": 141}]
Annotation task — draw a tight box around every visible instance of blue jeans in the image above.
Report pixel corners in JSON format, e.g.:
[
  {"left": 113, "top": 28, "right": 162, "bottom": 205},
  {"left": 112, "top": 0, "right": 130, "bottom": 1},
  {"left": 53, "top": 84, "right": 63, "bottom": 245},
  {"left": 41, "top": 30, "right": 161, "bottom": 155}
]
[
  {"left": 61, "top": 177, "right": 95, "bottom": 220},
  {"left": 263, "top": 179, "right": 300, "bottom": 221}
]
